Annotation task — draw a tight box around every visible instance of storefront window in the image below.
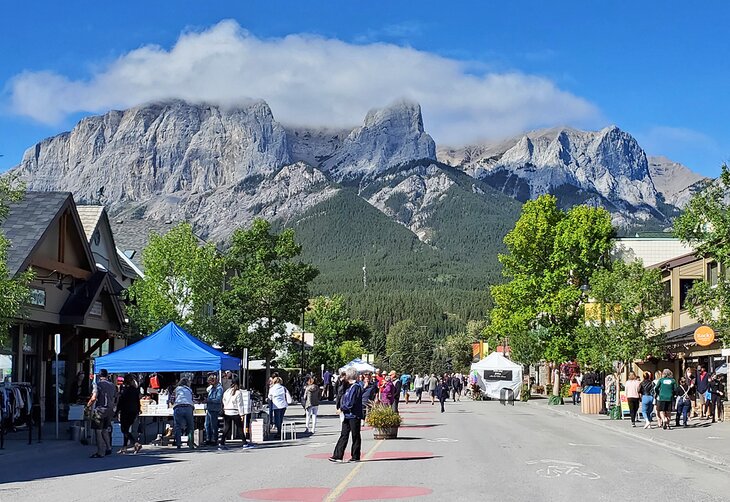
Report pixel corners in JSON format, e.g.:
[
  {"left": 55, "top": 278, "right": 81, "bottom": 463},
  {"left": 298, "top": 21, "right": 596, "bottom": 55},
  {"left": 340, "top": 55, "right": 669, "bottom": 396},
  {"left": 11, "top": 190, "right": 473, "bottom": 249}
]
[{"left": 679, "top": 279, "right": 697, "bottom": 309}]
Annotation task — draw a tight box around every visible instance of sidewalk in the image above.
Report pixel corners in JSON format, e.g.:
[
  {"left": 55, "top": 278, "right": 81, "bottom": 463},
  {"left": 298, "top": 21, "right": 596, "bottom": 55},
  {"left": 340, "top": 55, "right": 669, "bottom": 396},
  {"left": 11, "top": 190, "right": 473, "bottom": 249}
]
[{"left": 530, "top": 397, "right": 730, "bottom": 468}]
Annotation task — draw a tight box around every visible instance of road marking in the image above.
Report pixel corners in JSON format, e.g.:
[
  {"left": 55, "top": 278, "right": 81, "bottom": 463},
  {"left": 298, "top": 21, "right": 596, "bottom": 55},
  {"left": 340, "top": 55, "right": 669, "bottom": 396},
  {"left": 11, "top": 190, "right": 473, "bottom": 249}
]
[
  {"left": 568, "top": 442, "right": 600, "bottom": 447},
  {"left": 323, "top": 439, "right": 384, "bottom": 502},
  {"left": 110, "top": 475, "right": 135, "bottom": 483},
  {"left": 427, "top": 438, "right": 458, "bottom": 443}
]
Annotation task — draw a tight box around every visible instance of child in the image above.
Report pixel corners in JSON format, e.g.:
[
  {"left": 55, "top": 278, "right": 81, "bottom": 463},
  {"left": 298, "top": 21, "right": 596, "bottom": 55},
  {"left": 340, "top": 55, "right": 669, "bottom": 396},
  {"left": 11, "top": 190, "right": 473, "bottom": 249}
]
[{"left": 570, "top": 377, "right": 580, "bottom": 405}]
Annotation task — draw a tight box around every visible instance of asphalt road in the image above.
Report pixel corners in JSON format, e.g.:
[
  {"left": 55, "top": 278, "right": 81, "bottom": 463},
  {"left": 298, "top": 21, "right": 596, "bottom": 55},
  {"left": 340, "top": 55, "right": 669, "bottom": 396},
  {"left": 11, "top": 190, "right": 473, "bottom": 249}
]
[{"left": 2, "top": 398, "right": 729, "bottom": 502}]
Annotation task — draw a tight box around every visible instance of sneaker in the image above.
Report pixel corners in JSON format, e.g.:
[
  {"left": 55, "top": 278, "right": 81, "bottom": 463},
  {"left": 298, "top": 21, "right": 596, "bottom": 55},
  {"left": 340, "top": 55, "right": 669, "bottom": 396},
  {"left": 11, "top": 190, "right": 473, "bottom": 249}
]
[
  {"left": 328, "top": 457, "right": 343, "bottom": 463},
  {"left": 348, "top": 458, "right": 360, "bottom": 463},
  {"left": 218, "top": 445, "right": 228, "bottom": 450},
  {"left": 242, "top": 443, "right": 255, "bottom": 449}
]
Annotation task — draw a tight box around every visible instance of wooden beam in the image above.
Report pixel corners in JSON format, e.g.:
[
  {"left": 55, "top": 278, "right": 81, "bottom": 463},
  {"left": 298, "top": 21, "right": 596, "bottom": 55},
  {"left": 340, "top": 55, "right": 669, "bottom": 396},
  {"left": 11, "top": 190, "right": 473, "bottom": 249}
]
[
  {"left": 30, "top": 257, "right": 92, "bottom": 280},
  {"left": 82, "top": 335, "right": 109, "bottom": 359}
]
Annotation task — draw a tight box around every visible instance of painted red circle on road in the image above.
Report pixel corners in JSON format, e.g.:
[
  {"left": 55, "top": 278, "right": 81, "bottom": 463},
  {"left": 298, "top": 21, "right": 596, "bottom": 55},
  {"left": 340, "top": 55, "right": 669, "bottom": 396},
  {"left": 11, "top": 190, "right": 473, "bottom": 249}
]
[
  {"left": 240, "top": 487, "right": 329, "bottom": 501},
  {"left": 338, "top": 486, "right": 433, "bottom": 501}
]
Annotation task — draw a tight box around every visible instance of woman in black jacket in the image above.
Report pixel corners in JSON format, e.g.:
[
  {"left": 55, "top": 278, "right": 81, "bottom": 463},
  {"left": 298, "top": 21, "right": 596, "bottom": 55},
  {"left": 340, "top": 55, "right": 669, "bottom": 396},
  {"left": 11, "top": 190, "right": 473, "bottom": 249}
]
[
  {"left": 117, "top": 374, "right": 142, "bottom": 454},
  {"left": 709, "top": 374, "right": 725, "bottom": 423}
]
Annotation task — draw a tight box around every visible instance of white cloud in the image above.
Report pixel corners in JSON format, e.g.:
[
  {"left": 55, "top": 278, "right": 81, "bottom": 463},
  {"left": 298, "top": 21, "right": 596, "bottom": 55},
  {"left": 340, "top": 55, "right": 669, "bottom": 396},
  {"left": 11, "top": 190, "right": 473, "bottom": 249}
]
[{"left": 6, "top": 20, "right": 601, "bottom": 146}]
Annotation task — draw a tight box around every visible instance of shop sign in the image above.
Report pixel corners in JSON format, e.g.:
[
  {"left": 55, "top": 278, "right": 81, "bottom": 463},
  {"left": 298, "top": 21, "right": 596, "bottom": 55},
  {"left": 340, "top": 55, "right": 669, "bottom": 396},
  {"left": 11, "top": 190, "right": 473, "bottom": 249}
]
[
  {"left": 484, "top": 369, "right": 512, "bottom": 381},
  {"left": 694, "top": 325, "right": 716, "bottom": 347}
]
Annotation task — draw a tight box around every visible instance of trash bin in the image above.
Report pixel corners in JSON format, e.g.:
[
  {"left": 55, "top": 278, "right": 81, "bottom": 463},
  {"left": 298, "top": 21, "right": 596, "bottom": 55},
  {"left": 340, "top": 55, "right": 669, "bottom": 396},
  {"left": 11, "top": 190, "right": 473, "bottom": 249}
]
[{"left": 580, "top": 386, "right": 602, "bottom": 414}]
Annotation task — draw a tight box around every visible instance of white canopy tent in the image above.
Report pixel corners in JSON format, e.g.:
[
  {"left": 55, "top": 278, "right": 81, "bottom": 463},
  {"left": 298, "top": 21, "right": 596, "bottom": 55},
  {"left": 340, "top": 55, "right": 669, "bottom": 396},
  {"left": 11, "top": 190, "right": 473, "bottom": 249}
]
[
  {"left": 339, "top": 358, "right": 376, "bottom": 374},
  {"left": 470, "top": 352, "right": 523, "bottom": 399}
]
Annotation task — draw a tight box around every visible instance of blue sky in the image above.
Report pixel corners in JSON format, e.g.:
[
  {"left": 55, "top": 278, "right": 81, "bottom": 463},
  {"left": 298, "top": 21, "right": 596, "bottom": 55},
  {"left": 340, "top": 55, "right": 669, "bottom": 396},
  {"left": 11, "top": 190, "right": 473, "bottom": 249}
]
[{"left": 1, "top": 1, "right": 728, "bottom": 176}]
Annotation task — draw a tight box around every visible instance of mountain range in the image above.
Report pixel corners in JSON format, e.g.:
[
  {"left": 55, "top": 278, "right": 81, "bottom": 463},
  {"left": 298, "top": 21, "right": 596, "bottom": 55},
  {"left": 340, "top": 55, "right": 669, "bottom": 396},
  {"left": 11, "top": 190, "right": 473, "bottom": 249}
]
[{"left": 9, "top": 99, "right": 708, "bottom": 335}]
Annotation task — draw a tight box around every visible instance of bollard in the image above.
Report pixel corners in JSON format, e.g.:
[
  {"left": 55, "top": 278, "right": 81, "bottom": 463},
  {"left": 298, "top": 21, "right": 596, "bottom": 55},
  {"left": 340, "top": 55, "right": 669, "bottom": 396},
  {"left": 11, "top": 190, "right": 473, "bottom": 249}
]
[{"left": 500, "top": 388, "right": 515, "bottom": 406}]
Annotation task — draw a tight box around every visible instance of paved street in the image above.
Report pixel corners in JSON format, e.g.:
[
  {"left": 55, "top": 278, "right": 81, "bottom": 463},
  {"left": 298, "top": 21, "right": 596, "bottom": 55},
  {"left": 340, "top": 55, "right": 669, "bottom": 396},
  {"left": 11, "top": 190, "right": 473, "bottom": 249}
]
[{"left": 2, "top": 398, "right": 729, "bottom": 502}]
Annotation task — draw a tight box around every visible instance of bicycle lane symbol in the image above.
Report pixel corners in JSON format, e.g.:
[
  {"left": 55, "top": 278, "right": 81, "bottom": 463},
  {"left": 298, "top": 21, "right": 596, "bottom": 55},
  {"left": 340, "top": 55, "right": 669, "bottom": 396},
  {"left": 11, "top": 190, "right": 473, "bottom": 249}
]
[{"left": 526, "top": 459, "right": 600, "bottom": 480}]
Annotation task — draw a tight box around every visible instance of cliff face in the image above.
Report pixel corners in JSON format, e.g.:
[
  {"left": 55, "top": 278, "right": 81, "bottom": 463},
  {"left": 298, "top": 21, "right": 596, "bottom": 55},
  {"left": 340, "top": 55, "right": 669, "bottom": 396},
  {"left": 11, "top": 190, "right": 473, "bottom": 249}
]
[
  {"left": 16, "top": 100, "right": 291, "bottom": 207},
  {"left": 439, "top": 126, "right": 659, "bottom": 210}
]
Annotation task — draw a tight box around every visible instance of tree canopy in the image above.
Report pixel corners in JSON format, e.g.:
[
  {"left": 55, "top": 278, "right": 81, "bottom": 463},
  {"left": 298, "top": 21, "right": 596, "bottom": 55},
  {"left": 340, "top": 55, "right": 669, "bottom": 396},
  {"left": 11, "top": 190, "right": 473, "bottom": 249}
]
[
  {"left": 218, "top": 219, "right": 319, "bottom": 375},
  {"left": 304, "top": 295, "right": 370, "bottom": 372},
  {"left": 127, "top": 223, "right": 224, "bottom": 342},
  {"left": 489, "top": 195, "right": 615, "bottom": 364},
  {"left": 0, "top": 176, "right": 32, "bottom": 343}
]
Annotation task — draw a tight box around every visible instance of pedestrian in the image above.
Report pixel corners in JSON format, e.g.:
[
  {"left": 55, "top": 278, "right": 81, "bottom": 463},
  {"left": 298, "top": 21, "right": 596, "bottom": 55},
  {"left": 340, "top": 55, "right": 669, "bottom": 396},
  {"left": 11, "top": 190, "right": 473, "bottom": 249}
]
[
  {"left": 267, "top": 376, "right": 290, "bottom": 434},
  {"left": 570, "top": 377, "right": 581, "bottom": 406},
  {"left": 437, "top": 374, "right": 450, "bottom": 413},
  {"left": 709, "top": 373, "right": 726, "bottom": 423},
  {"left": 323, "top": 369, "right": 332, "bottom": 401},
  {"left": 624, "top": 372, "right": 641, "bottom": 427},
  {"left": 413, "top": 373, "right": 424, "bottom": 404},
  {"left": 696, "top": 365, "right": 710, "bottom": 419},
  {"left": 400, "top": 372, "right": 411, "bottom": 404},
  {"left": 685, "top": 366, "right": 698, "bottom": 418},
  {"left": 451, "top": 373, "right": 462, "bottom": 402},
  {"left": 330, "top": 368, "right": 364, "bottom": 463},
  {"left": 116, "top": 374, "right": 142, "bottom": 454},
  {"left": 304, "top": 376, "right": 320, "bottom": 434},
  {"left": 221, "top": 377, "right": 253, "bottom": 449},
  {"left": 221, "top": 370, "right": 234, "bottom": 392},
  {"left": 428, "top": 373, "right": 438, "bottom": 405},
  {"left": 205, "top": 373, "right": 224, "bottom": 445},
  {"left": 391, "top": 370, "right": 402, "bottom": 412},
  {"left": 640, "top": 371, "right": 655, "bottom": 429},
  {"left": 379, "top": 374, "right": 396, "bottom": 406},
  {"left": 423, "top": 372, "right": 430, "bottom": 393},
  {"left": 87, "top": 369, "right": 116, "bottom": 458},
  {"left": 675, "top": 377, "right": 692, "bottom": 427},
  {"left": 173, "top": 377, "right": 195, "bottom": 449},
  {"left": 655, "top": 369, "right": 677, "bottom": 430},
  {"left": 360, "top": 373, "right": 376, "bottom": 419}
]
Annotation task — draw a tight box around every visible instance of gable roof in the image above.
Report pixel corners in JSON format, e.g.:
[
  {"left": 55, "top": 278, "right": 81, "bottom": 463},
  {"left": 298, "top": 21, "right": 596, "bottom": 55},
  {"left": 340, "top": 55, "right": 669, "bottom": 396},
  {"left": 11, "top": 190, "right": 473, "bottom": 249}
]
[
  {"left": 77, "top": 205, "right": 139, "bottom": 280},
  {"left": 1, "top": 192, "right": 97, "bottom": 277}
]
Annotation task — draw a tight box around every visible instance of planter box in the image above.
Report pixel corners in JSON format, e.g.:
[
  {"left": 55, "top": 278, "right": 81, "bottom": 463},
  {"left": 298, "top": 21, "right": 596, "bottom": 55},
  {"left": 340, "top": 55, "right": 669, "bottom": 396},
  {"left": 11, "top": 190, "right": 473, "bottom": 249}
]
[{"left": 373, "top": 427, "right": 399, "bottom": 440}]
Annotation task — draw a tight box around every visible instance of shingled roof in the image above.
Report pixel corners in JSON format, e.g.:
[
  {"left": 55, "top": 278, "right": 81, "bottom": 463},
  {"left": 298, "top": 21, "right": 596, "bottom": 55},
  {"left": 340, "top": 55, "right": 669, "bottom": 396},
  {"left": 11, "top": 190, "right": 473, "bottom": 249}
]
[{"left": 1, "top": 192, "right": 73, "bottom": 277}]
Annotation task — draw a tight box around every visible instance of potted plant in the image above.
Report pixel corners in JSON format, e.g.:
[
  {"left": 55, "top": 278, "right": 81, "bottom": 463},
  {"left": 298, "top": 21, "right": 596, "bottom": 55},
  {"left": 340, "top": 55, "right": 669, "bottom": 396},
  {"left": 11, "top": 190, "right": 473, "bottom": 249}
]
[{"left": 366, "top": 403, "right": 402, "bottom": 439}]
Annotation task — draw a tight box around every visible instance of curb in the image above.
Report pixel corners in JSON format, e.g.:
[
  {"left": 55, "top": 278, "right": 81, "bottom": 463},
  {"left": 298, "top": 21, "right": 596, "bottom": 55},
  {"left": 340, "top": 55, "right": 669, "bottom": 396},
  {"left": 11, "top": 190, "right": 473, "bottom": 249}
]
[{"left": 537, "top": 401, "right": 730, "bottom": 470}]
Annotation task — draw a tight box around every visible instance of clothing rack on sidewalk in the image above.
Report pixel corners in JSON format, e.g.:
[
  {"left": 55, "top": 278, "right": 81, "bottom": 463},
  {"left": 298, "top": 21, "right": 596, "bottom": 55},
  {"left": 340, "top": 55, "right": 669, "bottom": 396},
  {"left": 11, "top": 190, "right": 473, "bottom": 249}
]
[{"left": 0, "top": 382, "right": 37, "bottom": 448}]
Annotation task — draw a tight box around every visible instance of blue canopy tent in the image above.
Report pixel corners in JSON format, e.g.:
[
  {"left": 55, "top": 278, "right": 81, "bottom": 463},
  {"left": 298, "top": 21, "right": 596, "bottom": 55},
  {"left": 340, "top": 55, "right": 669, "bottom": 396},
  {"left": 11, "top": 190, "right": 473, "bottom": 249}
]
[{"left": 94, "top": 322, "right": 241, "bottom": 372}]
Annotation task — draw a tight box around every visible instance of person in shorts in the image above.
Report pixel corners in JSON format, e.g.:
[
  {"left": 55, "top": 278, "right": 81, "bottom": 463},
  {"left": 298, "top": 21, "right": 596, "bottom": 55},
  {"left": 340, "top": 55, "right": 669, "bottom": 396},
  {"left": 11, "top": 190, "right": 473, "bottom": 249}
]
[
  {"left": 87, "top": 369, "right": 117, "bottom": 458},
  {"left": 654, "top": 369, "right": 677, "bottom": 430}
]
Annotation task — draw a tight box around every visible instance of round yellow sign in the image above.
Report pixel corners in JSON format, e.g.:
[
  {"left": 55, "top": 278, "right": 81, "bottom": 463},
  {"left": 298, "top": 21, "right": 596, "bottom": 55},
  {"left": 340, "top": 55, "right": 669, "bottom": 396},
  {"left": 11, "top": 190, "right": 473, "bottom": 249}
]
[{"left": 694, "top": 325, "right": 716, "bottom": 347}]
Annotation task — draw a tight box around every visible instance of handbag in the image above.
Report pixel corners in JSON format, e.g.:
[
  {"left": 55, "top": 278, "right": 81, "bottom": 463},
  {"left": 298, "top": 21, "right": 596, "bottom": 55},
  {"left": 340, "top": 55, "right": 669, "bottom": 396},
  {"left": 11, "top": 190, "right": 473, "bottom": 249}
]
[
  {"left": 705, "top": 390, "right": 712, "bottom": 401},
  {"left": 285, "top": 389, "right": 293, "bottom": 405}
]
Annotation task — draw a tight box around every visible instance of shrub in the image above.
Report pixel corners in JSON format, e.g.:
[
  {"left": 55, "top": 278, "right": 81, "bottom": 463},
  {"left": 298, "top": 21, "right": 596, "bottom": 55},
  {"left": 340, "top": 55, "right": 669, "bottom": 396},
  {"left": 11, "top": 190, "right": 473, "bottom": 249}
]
[{"left": 365, "top": 403, "right": 402, "bottom": 429}]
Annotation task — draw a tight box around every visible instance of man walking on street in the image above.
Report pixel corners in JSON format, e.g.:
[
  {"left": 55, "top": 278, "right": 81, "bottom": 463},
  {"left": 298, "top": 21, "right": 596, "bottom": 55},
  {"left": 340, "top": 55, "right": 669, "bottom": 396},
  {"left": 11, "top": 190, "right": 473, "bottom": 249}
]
[
  {"left": 205, "top": 373, "right": 224, "bottom": 445},
  {"left": 391, "top": 370, "right": 402, "bottom": 413},
  {"left": 323, "top": 369, "right": 332, "bottom": 401},
  {"left": 87, "top": 369, "right": 116, "bottom": 458},
  {"left": 429, "top": 374, "right": 438, "bottom": 405},
  {"left": 330, "top": 368, "right": 363, "bottom": 463}
]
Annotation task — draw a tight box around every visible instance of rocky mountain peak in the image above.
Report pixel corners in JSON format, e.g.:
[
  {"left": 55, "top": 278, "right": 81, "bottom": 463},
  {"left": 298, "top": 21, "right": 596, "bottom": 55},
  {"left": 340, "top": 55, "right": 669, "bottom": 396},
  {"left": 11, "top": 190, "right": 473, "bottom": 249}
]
[{"left": 321, "top": 100, "right": 436, "bottom": 181}]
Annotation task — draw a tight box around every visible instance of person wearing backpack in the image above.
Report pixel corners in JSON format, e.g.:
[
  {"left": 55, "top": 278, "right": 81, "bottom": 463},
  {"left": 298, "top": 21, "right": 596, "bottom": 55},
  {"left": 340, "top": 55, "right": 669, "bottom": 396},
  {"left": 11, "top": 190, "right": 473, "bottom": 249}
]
[{"left": 87, "top": 369, "right": 117, "bottom": 458}]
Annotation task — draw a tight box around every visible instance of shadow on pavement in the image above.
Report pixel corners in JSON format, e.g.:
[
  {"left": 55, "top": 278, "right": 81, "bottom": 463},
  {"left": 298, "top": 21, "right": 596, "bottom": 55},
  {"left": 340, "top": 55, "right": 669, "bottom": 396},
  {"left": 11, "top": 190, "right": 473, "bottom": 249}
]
[{"left": 0, "top": 451, "right": 182, "bottom": 484}]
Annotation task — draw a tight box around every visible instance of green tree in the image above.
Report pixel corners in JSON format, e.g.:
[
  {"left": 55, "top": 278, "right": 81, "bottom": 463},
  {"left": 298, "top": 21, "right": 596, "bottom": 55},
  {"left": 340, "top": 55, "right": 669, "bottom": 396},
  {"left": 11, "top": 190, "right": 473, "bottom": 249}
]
[
  {"left": 576, "top": 260, "right": 668, "bottom": 372},
  {"left": 0, "top": 176, "right": 32, "bottom": 343},
  {"left": 305, "top": 295, "right": 371, "bottom": 372},
  {"left": 444, "top": 331, "right": 473, "bottom": 374},
  {"left": 219, "top": 219, "right": 319, "bottom": 380},
  {"left": 385, "top": 319, "right": 434, "bottom": 373},
  {"left": 674, "top": 165, "right": 730, "bottom": 345},
  {"left": 489, "top": 195, "right": 615, "bottom": 365},
  {"left": 127, "top": 223, "right": 224, "bottom": 342}
]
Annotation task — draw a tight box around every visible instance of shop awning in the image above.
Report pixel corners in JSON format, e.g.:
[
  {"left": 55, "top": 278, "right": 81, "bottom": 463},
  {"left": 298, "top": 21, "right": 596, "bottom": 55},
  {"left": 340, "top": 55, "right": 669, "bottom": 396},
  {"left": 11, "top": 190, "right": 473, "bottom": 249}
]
[
  {"left": 93, "top": 322, "right": 241, "bottom": 372},
  {"left": 664, "top": 322, "right": 703, "bottom": 347}
]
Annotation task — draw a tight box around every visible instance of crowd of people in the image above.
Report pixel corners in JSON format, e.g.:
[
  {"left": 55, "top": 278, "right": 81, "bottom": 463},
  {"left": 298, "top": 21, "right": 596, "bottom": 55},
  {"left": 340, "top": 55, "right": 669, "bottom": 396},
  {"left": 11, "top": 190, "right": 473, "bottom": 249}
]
[{"left": 569, "top": 364, "right": 726, "bottom": 430}]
